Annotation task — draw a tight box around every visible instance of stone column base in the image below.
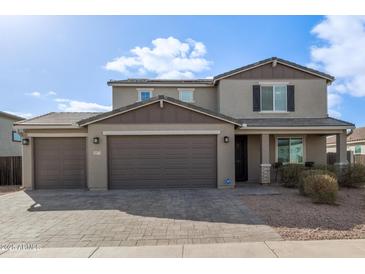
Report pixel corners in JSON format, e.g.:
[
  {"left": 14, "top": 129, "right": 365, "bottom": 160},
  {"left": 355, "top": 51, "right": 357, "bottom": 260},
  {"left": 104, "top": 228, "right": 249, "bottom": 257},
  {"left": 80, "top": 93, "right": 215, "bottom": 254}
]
[{"left": 260, "top": 164, "right": 271, "bottom": 184}]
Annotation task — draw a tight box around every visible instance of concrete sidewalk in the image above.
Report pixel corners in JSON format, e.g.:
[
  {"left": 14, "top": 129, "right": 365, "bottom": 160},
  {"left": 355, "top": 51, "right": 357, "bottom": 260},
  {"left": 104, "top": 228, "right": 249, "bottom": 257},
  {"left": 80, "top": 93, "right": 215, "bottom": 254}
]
[{"left": 1, "top": 239, "right": 365, "bottom": 258}]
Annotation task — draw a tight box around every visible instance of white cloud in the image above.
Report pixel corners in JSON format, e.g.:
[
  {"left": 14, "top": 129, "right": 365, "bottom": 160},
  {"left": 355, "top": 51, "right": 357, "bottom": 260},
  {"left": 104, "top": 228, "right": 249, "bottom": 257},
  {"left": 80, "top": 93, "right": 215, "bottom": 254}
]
[
  {"left": 55, "top": 98, "right": 111, "bottom": 112},
  {"left": 104, "top": 37, "right": 211, "bottom": 79},
  {"left": 310, "top": 16, "right": 365, "bottom": 116},
  {"left": 47, "top": 91, "right": 57, "bottom": 96},
  {"left": 26, "top": 91, "right": 41, "bottom": 97}
]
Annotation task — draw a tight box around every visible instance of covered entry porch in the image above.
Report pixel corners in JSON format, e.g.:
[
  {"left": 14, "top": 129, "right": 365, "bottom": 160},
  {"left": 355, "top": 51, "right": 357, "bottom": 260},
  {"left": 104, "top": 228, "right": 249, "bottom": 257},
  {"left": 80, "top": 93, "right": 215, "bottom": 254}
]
[{"left": 235, "top": 122, "right": 353, "bottom": 184}]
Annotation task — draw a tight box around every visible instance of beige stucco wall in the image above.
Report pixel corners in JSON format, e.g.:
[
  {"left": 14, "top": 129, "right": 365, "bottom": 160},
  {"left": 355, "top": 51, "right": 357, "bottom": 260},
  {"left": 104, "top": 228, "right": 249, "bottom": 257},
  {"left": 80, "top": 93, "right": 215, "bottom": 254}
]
[
  {"left": 87, "top": 123, "right": 235, "bottom": 190},
  {"left": 113, "top": 86, "right": 217, "bottom": 111},
  {"left": 217, "top": 78, "right": 328, "bottom": 118},
  {"left": 0, "top": 116, "right": 22, "bottom": 156}
]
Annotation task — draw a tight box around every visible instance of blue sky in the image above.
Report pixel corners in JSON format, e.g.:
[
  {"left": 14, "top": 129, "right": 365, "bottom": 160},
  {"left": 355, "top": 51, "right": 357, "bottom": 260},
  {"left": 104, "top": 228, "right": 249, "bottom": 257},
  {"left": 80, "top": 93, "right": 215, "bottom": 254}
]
[{"left": 0, "top": 16, "right": 364, "bottom": 126}]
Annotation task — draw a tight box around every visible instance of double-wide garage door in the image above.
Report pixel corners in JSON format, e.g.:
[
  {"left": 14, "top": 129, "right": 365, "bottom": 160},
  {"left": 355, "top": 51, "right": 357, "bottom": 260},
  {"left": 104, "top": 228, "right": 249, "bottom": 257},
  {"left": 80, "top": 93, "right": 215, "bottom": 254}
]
[
  {"left": 108, "top": 135, "right": 217, "bottom": 189},
  {"left": 34, "top": 137, "right": 86, "bottom": 189}
]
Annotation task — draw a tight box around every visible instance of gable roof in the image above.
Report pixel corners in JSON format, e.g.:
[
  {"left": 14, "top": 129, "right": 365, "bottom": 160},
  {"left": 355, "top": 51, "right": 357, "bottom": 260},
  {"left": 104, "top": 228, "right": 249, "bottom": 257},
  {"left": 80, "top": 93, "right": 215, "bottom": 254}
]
[
  {"left": 213, "top": 57, "right": 335, "bottom": 83},
  {"left": 0, "top": 111, "right": 24, "bottom": 121},
  {"left": 78, "top": 95, "right": 241, "bottom": 126},
  {"left": 14, "top": 112, "right": 101, "bottom": 127}
]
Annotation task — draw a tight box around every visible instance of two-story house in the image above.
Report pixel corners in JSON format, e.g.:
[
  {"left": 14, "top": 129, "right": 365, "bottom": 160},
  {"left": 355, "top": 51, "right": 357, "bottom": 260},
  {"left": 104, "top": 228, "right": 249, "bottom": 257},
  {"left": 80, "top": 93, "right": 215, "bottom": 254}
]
[{"left": 14, "top": 57, "right": 354, "bottom": 190}]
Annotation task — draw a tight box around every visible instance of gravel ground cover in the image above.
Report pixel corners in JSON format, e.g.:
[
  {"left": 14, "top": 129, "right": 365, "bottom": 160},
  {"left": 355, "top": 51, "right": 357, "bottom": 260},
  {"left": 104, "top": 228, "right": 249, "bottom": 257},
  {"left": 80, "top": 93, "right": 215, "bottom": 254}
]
[{"left": 242, "top": 186, "right": 365, "bottom": 240}]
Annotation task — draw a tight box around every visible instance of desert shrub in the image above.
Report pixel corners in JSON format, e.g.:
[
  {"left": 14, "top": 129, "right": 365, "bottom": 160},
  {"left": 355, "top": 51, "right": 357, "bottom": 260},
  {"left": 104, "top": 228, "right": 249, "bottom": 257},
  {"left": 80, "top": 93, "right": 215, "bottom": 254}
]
[
  {"left": 303, "top": 174, "right": 338, "bottom": 204},
  {"left": 299, "top": 169, "right": 337, "bottom": 196},
  {"left": 340, "top": 164, "right": 365, "bottom": 188},
  {"left": 278, "top": 164, "right": 305, "bottom": 188},
  {"left": 313, "top": 164, "right": 336, "bottom": 174}
]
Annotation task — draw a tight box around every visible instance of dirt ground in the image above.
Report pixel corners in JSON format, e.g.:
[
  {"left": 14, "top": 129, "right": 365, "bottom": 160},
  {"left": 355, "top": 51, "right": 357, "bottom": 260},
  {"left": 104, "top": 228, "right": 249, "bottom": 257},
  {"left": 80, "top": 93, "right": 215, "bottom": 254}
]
[{"left": 243, "top": 186, "right": 365, "bottom": 240}]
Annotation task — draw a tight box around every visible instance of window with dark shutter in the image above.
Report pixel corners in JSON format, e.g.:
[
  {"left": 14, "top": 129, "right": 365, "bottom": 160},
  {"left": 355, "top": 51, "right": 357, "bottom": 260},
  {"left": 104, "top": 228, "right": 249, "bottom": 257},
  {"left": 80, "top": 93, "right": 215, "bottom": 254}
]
[
  {"left": 287, "top": 85, "right": 295, "bottom": 112},
  {"left": 253, "top": 85, "right": 261, "bottom": 112}
]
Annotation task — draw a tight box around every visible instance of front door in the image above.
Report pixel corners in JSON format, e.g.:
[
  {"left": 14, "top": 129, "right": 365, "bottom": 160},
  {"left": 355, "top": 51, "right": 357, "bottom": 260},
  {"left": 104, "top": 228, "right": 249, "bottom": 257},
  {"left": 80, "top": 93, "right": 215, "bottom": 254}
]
[{"left": 235, "top": 135, "right": 248, "bottom": 182}]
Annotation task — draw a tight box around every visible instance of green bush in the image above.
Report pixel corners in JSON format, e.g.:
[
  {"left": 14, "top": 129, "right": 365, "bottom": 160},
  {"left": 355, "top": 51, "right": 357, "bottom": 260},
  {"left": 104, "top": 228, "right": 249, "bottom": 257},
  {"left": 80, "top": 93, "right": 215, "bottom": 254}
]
[
  {"left": 340, "top": 164, "right": 365, "bottom": 188},
  {"left": 278, "top": 164, "right": 305, "bottom": 188},
  {"left": 303, "top": 174, "right": 338, "bottom": 204},
  {"left": 299, "top": 169, "right": 337, "bottom": 196},
  {"left": 313, "top": 164, "right": 336, "bottom": 174}
]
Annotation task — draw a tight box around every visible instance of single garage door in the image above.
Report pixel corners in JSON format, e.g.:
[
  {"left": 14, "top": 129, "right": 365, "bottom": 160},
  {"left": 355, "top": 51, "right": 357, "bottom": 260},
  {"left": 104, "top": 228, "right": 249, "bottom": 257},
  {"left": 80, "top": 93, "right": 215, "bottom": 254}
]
[
  {"left": 34, "top": 137, "right": 86, "bottom": 189},
  {"left": 108, "top": 135, "right": 217, "bottom": 189}
]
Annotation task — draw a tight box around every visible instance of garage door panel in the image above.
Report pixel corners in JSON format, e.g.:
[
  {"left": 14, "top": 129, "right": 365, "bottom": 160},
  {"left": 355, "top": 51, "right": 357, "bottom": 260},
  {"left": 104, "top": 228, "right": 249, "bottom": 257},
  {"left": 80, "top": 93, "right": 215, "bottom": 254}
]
[
  {"left": 34, "top": 137, "right": 86, "bottom": 189},
  {"left": 108, "top": 135, "right": 217, "bottom": 189}
]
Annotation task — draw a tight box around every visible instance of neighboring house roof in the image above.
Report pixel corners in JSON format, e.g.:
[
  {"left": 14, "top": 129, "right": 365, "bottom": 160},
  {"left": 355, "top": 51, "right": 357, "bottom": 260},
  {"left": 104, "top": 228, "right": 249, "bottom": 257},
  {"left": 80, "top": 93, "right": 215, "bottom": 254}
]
[
  {"left": 327, "top": 127, "right": 365, "bottom": 145},
  {"left": 14, "top": 112, "right": 101, "bottom": 127},
  {"left": 213, "top": 57, "right": 335, "bottom": 83},
  {"left": 78, "top": 95, "right": 241, "bottom": 126},
  {"left": 108, "top": 57, "right": 335, "bottom": 86},
  {"left": 0, "top": 111, "right": 24, "bottom": 121},
  {"left": 239, "top": 117, "right": 354, "bottom": 128}
]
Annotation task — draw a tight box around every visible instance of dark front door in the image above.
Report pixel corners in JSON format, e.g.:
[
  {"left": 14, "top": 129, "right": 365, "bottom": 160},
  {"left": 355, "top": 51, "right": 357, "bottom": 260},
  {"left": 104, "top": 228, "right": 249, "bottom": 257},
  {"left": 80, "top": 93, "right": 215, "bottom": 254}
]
[{"left": 235, "top": 135, "right": 248, "bottom": 182}]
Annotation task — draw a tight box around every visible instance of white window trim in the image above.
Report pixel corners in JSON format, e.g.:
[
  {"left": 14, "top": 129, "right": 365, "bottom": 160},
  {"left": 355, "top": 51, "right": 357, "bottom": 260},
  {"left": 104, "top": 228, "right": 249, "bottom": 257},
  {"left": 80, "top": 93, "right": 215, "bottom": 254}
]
[
  {"left": 260, "top": 84, "right": 288, "bottom": 112},
  {"left": 178, "top": 88, "right": 195, "bottom": 103},
  {"left": 275, "top": 136, "right": 306, "bottom": 164},
  {"left": 137, "top": 88, "right": 154, "bottom": 102}
]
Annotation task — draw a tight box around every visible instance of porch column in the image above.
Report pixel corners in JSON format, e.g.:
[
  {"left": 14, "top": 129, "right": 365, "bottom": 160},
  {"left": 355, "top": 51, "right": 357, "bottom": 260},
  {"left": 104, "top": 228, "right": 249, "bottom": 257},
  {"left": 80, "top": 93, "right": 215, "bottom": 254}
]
[
  {"left": 336, "top": 130, "right": 348, "bottom": 164},
  {"left": 335, "top": 130, "right": 348, "bottom": 181},
  {"left": 260, "top": 134, "right": 271, "bottom": 184}
]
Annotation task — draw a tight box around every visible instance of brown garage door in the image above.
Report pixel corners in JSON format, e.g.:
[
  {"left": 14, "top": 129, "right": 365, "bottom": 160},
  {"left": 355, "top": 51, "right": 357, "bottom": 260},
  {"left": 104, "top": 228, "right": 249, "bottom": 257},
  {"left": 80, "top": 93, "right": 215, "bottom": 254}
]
[
  {"left": 108, "top": 135, "right": 217, "bottom": 189},
  {"left": 34, "top": 137, "right": 86, "bottom": 189}
]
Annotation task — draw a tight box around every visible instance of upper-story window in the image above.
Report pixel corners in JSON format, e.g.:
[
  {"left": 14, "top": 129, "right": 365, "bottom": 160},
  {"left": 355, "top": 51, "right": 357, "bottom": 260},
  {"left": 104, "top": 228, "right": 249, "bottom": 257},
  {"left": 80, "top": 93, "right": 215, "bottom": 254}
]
[
  {"left": 178, "top": 89, "right": 194, "bottom": 103},
  {"left": 137, "top": 89, "right": 153, "bottom": 102},
  {"left": 12, "top": 131, "right": 21, "bottom": 142},
  {"left": 261, "top": 85, "right": 287, "bottom": 112}
]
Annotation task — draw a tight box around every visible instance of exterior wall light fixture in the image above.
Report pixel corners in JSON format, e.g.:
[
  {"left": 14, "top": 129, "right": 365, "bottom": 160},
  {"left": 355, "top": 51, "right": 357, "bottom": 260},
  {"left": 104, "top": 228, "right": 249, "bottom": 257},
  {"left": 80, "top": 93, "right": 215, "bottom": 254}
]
[
  {"left": 93, "top": 137, "right": 100, "bottom": 144},
  {"left": 223, "top": 136, "right": 230, "bottom": 143},
  {"left": 22, "top": 138, "right": 30, "bottom": 145}
]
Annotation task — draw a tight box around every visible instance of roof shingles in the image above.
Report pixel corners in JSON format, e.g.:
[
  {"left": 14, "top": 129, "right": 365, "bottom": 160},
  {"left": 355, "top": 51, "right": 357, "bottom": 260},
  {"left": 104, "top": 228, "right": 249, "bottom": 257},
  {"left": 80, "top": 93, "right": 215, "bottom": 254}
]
[{"left": 15, "top": 112, "right": 101, "bottom": 126}]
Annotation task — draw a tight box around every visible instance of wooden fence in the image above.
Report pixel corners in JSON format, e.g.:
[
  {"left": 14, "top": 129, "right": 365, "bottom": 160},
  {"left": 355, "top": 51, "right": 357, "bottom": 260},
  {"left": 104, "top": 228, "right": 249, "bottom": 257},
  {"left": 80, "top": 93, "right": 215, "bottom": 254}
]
[
  {"left": 0, "top": 156, "right": 22, "bottom": 185},
  {"left": 354, "top": 154, "right": 365, "bottom": 165},
  {"left": 327, "top": 152, "right": 365, "bottom": 165}
]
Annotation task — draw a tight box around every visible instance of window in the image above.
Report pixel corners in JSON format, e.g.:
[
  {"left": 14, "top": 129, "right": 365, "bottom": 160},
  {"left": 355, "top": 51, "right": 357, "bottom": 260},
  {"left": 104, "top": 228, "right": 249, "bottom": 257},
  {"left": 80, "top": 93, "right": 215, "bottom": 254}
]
[
  {"left": 277, "top": 137, "right": 304, "bottom": 164},
  {"left": 355, "top": 145, "right": 362, "bottom": 154},
  {"left": 138, "top": 90, "right": 152, "bottom": 101},
  {"left": 179, "top": 90, "right": 194, "bottom": 103},
  {"left": 261, "top": 85, "right": 287, "bottom": 112},
  {"left": 12, "top": 131, "right": 21, "bottom": 142}
]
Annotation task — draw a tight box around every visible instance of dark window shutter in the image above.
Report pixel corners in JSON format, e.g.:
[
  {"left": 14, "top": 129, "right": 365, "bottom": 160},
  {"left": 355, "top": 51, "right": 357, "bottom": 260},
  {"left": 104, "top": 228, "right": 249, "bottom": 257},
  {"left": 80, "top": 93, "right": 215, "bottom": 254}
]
[
  {"left": 253, "top": 85, "right": 261, "bottom": 112},
  {"left": 287, "top": 85, "right": 295, "bottom": 112}
]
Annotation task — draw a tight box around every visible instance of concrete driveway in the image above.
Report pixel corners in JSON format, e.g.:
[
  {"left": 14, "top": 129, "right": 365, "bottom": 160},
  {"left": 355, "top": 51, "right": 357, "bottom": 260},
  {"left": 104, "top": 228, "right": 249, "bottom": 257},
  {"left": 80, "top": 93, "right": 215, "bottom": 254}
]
[{"left": 0, "top": 189, "right": 281, "bottom": 248}]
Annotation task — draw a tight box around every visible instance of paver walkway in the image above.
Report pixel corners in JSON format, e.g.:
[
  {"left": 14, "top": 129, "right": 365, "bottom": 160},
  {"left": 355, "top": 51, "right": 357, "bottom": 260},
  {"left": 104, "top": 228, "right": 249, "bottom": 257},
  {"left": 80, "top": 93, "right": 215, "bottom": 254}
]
[{"left": 0, "top": 188, "right": 281, "bottom": 248}]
